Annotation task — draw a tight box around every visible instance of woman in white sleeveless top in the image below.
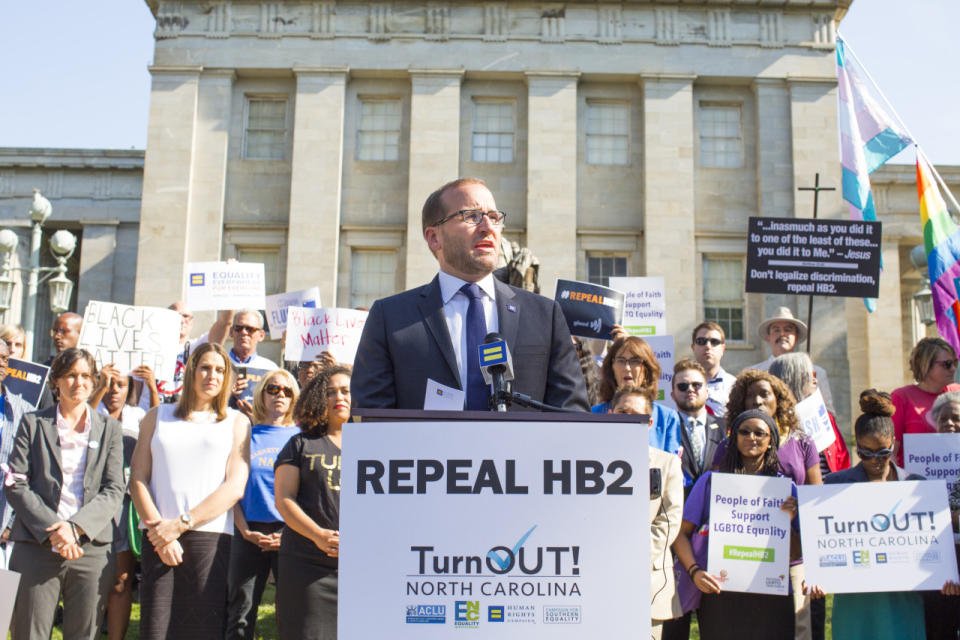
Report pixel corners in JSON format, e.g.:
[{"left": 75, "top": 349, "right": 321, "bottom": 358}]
[{"left": 130, "top": 342, "right": 251, "bottom": 639}]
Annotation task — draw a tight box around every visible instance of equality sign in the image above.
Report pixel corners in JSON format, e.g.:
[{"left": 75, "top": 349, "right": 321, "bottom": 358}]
[
  {"left": 4, "top": 358, "right": 49, "bottom": 407},
  {"left": 78, "top": 301, "right": 181, "bottom": 382},
  {"left": 555, "top": 279, "right": 624, "bottom": 341},
  {"left": 707, "top": 473, "right": 792, "bottom": 595},
  {"left": 904, "top": 434, "right": 960, "bottom": 493},
  {"left": 794, "top": 389, "right": 836, "bottom": 452},
  {"left": 283, "top": 307, "right": 368, "bottom": 365},
  {"left": 184, "top": 261, "right": 266, "bottom": 311},
  {"left": 645, "top": 335, "right": 675, "bottom": 409},
  {"left": 340, "top": 419, "right": 649, "bottom": 637},
  {"left": 607, "top": 277, "right": 666, "bottom": 336},
  {"left": 264, "top": 287, "right": 321, "bottom": 340},
  {"left": 798, "top": 481, "right": 959, "bottom": 593},
  {"left": 745, "top": 216, "right": 881, "bottom": 298}
]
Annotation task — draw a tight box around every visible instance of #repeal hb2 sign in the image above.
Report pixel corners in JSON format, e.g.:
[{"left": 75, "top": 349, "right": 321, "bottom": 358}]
[
  {"left": 339, "top": 419, "right": 650, "bottom": 638},
  {"left": 745, "top": 217, "right": 881, "bottom": 298}
]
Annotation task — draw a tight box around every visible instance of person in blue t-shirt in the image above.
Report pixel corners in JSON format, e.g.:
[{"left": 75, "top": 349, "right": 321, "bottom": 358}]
[
  {"left": 225, "top": 369, "right": 300, "bottom": 640},
  {"left": 591, "top": 334, "right": 682, "bottom": 455}
]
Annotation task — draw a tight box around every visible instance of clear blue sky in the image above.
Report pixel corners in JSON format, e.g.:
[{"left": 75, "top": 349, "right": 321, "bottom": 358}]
[{"left": 0, "top": 0, "right": 957, "bottom": 165}]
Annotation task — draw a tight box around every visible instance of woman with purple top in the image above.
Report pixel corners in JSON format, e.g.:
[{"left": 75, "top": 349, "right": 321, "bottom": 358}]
[
  {"left": 719, "top": 369, "right": 821, "bottom": 640},
  {"left": 672, "top": 409, "right": 798, "bottom": 639},
  {"left": 225, "top": 369, "right": 300, "bottom": 640}
]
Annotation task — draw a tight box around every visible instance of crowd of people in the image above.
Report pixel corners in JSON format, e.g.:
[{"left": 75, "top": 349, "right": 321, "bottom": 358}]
[{"left": 1, "top": 176, "right": 960, "bottom": 640}]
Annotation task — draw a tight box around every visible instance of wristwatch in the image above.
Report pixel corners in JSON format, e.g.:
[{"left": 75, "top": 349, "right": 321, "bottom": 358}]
[{"left": 179, "top": 512, "right": 193, "bottom": 530}]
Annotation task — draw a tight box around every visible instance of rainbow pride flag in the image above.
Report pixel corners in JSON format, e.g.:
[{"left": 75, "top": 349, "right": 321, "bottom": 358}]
[{"left": 918, "top": 153, "right": 960, "bottom": 351}]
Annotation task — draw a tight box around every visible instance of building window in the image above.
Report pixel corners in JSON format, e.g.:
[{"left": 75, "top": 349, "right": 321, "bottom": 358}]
[
  {"left": 699, "top": 104, "right": 743, "bottom": 168},
  {"left": 244, "top": 98, "right": 287, "bottom": 160},
  {"left": 351, "top": 249, "right": 397, "bottom": 308},
  {"left": 586, "top": 254, "right": 627, "bottom": 287},
  {"left": 585, "top": 102, "right": 629, "bottom": 166},
  {"left": 471, "top": 100, "right": 514, "bottom": 163},
  {"left": 237, "top": 247, "right": 283, "bottom": 295},
  {"left": 702, "top": 256, "right": 744, "bottom": 341},
  {"left": 357, "top": 99, "right": 401, "bottom": 161}
]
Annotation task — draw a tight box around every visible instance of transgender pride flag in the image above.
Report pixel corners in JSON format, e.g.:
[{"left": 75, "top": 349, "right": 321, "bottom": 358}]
[
  {"left": 918, "top": 153, "right": 960, "bottom": 352},
  {"left": 837, "top": 37, "right": 913, "bottom": 223}
]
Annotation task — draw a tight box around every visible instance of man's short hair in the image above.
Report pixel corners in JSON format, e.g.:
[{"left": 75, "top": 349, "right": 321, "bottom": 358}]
[
  {"left": 691, "top": 321, "right": 725, "bottom": 344},
  {"left": 611, "top": 384, "right": 654, "bottom": 413},
  {"left": 233, "top": 309, "right": 265, "bottom": 329},
  {"left": 421, "top": 177, "right": 489, "bottom": 232},
  {"left": 673, "top": 359, "right": 706, "bottom": 387}
]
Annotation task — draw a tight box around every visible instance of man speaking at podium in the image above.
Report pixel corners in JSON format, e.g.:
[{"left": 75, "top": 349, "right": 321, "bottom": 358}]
[{"left": 352, "top": 178, "right": 589, "bottom": 412}]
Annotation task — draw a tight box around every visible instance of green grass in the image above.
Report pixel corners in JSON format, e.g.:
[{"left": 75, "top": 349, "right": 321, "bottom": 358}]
[
  {"left": 44, "top": 585, "right": 829, "bottom": 639},
  {"left": 48, "top": 584, "right": 279, "bottom": 640}
]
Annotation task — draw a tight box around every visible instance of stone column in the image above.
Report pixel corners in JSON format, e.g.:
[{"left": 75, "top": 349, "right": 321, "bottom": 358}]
[
  {"left": 643, "top": 74, "right": 697, "bottom": 342},
  {"left": 134, "top": 65, "right": 201, "bottom": 307},
  {"left": 286, "top": 67, "right": 348, "bottom": 305},
  {"left": 845, "top": 238, "right": 905, "bottom": 433},
  {"left": 788, "top": 77, "right": 843, "bottom": 218},
  {"left": 77, "top": 221, "right": 119, "bottom": 313},
  {"left": 185, "top": 69, "right": 234, "bottom": 264},
  {"left": 754, "top": 78, "right": 793, "bottom": 217},
  {"left": 525, "top": 71, "right": 579, "bottom": 299},
  {"left": 405, "top": 70, "right": 464, "bottom": 288}
]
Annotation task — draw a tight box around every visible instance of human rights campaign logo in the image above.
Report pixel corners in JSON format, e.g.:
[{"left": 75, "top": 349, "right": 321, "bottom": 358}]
[
  {"left": 481, "top": 341, "right": 507, "bottom": 366},
  {"left": 488, "top": 605, "right": 504, "bottom": 622},
  {"left": 189, "top": 273, "right": 205, "bottom": 287},
  {"left": 405, "top": 604, "right": 446, "bottom": 624}
]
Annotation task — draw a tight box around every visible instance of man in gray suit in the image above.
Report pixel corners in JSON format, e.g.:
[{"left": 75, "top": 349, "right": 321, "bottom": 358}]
[
  {"left": 0, "top": 338, "right": 36, "bottom": 569},
  {"left": 352, "top": 177, "right": 589, "bottom": 412}
]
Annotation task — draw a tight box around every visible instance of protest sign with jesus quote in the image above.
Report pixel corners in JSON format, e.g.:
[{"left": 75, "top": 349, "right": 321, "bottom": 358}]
[
  {"left": 283, "top": 307, "right": 368, "bottom": 365},
  {"left": 78, "top": 301, "right": 181, "bottom": 381}
]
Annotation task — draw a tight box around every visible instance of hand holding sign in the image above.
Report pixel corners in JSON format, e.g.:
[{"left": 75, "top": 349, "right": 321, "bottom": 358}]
[
  {"left": 78, "top": 301, "right": 181, "bottom": 382},
  {"left": 284, "top": 308, "right": 368, "bottom": 365}
]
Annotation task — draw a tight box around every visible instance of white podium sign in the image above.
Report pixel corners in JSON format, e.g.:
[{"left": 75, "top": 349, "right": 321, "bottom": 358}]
[{"left": 340, "top": 419, "right": 650, "bottom": 637}]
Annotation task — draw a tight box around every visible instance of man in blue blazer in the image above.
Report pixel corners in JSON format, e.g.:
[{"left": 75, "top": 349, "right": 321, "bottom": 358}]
[{"left": 352, "top": 178, "right": 589, "bottom": 412}]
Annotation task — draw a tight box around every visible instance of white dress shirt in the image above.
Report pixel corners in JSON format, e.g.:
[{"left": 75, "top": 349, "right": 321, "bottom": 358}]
[
  {"left": 705, "top": 367, "right": 737, "bottom": 418},
  {"left": 437, "top": 270, "right": 500, "bottom": 394},
  {"left": 55, "top": 405, "right": 92, "bottom": 520}
]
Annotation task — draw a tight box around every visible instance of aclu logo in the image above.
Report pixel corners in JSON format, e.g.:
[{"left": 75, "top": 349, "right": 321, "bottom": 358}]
[
  {"left": 543, "top": 605, "right": 581, "bottom": 624},
  {"left": 454, "top": 601, "right": 480, "bottom": 629},
  {"left": 916, "top": 550, "right": 941, "bottom": 564},
  {"left": 819, "top": 553, "right": 847, "bottom": 568},
  {"left": 405, "top": 604, "right": 445, "bottom": 624}
]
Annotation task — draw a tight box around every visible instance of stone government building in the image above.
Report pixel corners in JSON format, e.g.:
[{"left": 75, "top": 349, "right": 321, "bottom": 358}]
[{"left": 0, "top": 0, "right": 950, "bottom": 429}]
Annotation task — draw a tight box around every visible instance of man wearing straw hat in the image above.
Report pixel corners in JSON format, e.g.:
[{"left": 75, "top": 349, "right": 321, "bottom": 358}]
[{"left": 746, "top": 306, "right": 835, "bottom": 414}]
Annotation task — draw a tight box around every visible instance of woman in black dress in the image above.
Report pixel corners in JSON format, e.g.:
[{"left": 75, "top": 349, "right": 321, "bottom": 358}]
[{"left": 274, "top": 365, "right": 351, "bottom": 640}]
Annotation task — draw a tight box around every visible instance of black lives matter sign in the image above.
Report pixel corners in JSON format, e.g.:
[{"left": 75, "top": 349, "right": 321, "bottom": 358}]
[{"left": 746, "top": 217, "right": 881, "bottom": 298}]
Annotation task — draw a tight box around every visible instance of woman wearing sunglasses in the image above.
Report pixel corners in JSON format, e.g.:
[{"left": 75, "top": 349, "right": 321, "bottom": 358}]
[
  {"left": 672, "top": 409, "right": 798, "bottom": 639},
  {"left": 226, "top": 369, "right": 299, "bottom": 640},
  {"left": 275, "top": 365, "right": 351, "bottom": 640},
  {"left": 892, "top": 337, "right": 960, "bottom": 467},
  {"left": 812, "top": 390, "right": 952, "bottom": 640}
]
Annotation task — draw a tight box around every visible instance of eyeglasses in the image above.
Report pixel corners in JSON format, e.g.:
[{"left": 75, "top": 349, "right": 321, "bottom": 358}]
[
  {"left": 434, "top": 209, "right": 506, "bottom": 227},
  {"left": 614, "top": 357, "right": 644, "bottom": 368},
  {"left": 737, "top": 428, "right": 770, "bottom": 440},
  {"left": 935, "top": 359, "right": 959, "bottom": 370},
  {"left": 232, "top": 324, "right": 260, "bottom": 335},
  {"left": 856, "top": 447, "right": 894, "bottom": 460},
  {"left": 694, "top": 337, "right": 723, "bottom": 347},
  {"left": 265, "top": 384, "right": 294, "bottom": 398},
  {"left": 676, "top": 382, "right": 704, "bottom": 392}
]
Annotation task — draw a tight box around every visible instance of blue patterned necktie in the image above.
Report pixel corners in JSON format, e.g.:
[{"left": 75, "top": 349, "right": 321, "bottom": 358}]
[{"left": 461, "top": 283, "right": 489, "bottom": 410}]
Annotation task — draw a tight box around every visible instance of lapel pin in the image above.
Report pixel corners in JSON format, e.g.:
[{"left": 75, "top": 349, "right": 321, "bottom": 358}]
[
  {"left": 507, "top": 304, "right": 517, "bottom": 313},
  {"left": 88, "top": 441, "right": 99, "bottom": 449}
]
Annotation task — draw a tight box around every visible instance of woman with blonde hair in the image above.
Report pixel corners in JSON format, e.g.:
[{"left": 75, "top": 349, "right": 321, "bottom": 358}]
[
  {"left": 226, "top": 368, "right": 300, "bottom": 640},
  {"left": 0, "top": 324, "right": 26, "bottom": 359},
  {"left": 130, "top": 342, "right": 251, "bottom": 639}
]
